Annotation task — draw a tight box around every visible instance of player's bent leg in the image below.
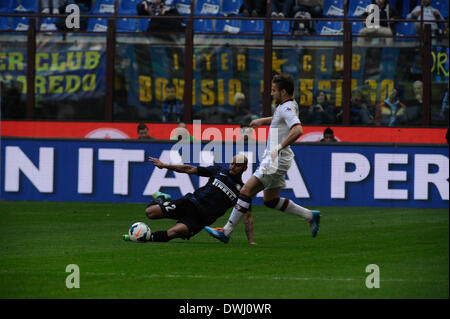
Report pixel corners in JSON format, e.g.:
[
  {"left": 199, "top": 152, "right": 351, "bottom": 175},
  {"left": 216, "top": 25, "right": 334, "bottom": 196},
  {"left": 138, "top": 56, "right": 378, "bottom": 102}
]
[
  {"left": 145, "top": 204, "right": 164, "bottom": 219},
  {"left": 166, "top": 223, "right": 190, "bottom": 240}
]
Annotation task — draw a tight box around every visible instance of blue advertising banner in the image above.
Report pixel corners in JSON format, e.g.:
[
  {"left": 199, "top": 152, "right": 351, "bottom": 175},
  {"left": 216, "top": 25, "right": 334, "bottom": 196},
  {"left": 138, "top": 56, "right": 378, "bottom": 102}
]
[{"left": 1, "top": 138, "right": 448, "bottom": 208}]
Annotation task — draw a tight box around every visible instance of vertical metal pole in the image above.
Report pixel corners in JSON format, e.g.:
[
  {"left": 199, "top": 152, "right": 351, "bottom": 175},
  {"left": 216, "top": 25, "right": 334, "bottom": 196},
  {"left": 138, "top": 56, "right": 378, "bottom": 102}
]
[
  {"left": 422, "top": 24, "right": 431, "bottom": 126},
  {"left": 105, "top": 19, "right": 116, "bottom": 121},
  {"left": 342, "top": 22, "right": 352, "bottom": 125},
  {"left": 183, "top": 1, "right": 194, "bottom": 123},
  {"left": 263, "top": 0, "right": 272, "bottom": 117},
  {"left": 26, "top": 18, "right": 36, "bottom": 119}
]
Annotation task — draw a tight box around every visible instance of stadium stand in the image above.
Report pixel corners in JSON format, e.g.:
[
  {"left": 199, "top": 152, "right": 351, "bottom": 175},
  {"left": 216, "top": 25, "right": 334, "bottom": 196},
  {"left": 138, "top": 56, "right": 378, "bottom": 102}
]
[
  {"left": 316, "top": 20, "right": 342, "bottom": 35},
  {"left": 193, "top": 18, "right": 214, "bottom": 32},
  {"left": 351, "top": 20, "right": 363, "bottom": 35},
  {"left": 174, "top": 0, "right": 191, "bottom": 15},
  {"left": 0, "top": 0, "right": 16, "bottom": 13},
  {"left": 195, "top": 0, "right": 220, "bottom": 16},
  {"left": 0, "top": 17, "right": 10, "bottom": 30},
  {"left": 11, "top": 16, "right": 32, "bottom": 30},
  {"left": 117, "top": 17, "right": 138, "bottom": 32},
  {"left": 87, "top": 17, "right": 108, "bottom": 32},
  {"left": 323, "top": 0, "right": 345, "bottom": 17},
  {"left": 92, "top": 0, "right": 115, "bottom": 15},
  {"left": 214, "top": 18, "right": 240, "bottom": 33},
  {"left": 219, "top": 0, "right": 242, "bottom": 16},
  {"left": 347, "top": 0, "right": 371, "bottom": 17},
  {"left": 432, "top": 0, "right": 448, "bottom": 18},
  {"left": 241, "top": 19, "right": 264, "bottom": 34},
  {"left": 137, "top": 18, "right": 150, "bottom": 32},
  {"left": 395, "top": 21, "right": 416, "bottom": 36},
  {"left": 14, "top": 0, "right": 38, "bottom": 12},
  {"left": 272, "top": 19, "right": 291, "bottom": 35},
  {"left": 40, "top": 17, "right": 58, "bottom": 31},
  {"left": 118, "top": 0, "right": 140, "bottom": 15}
]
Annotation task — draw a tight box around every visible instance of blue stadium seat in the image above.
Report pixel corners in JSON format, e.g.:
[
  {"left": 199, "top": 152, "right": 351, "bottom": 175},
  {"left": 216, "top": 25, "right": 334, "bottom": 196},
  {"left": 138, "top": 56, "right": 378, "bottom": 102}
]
[
  {"left": 395, "top": 21, "right": 416, "bottom": 36},
  {"left": 11, "top": 17, "right": 32, "bottom": 30},
  {"left": 220, "top": 0, "right": 242, "bottom": 16},
  {"left": 215, "top": 18, "right": 240, "bottom": 33},
  {"left": 116, "top": 18, "right": 137, "bottom": 32},
  {"left": 92, "top": 0, "right": 115, "bottom": 15},
  {"left": 0, "top": 17, "right": 11, "bottom": 30},
  {"left": 0, "top": 0, "right": 16, "bottom": 13},
  {"left": 118, "top": 0, "right": 139, "bottom": 15},
  {"left": 194, "top": 18, "right": 214, "bottom": 33},
  {"left": 241, "top": 19, "right": 264, "bottom": 34},
  {"left": 87, "top": 18, "right": 108, "bottom": 32},
  {"left": 316, "top": 21, "right": 342, "bottom": 35},
  {"left": 14, "top": 0, "right": 37, "bottom": 12},
  {"left": 323, "top": 0, "right": 345, "bottom": 17},
  {"left": 137, "top": 18, "right": 149, "bottom": 31},
  {"left": 174, "top": 0, "right": 191, "bottom": 15},
  {"left": 195, "top": 0, "right": 220, "bottom": 16},
  {"left": 40, "top": 17, "right": 58, "bottom": 31},
  {"left": 400, "top": 0, "right": 411, "bottom": 18},
  {"left": 347, "top": 0, "right": 372, "bottom": 17},
  {"left": 351, "top": 21, "right": 364, "bottom": 34},
  {"left": 432, "top": 0, "right": 448, "bottom": 18},
  {"left": 272, "top": 20, "right": 291, "bottom": 35}
]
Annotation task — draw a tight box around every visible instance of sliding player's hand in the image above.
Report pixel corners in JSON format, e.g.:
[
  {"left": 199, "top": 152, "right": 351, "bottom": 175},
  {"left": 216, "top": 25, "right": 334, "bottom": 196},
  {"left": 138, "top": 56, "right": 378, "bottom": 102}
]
[{"left": 148, "top": 157, "right": 165, "bottom": 169}]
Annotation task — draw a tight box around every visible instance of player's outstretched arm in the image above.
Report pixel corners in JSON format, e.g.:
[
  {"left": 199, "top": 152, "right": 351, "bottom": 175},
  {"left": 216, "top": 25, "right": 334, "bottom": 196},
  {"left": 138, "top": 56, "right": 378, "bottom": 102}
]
[
  {"left": 250, "top": 117, "right": 272, "bottom": 128},
  {"left": 148, "top": 157, "right": 198, "bottom": 174}
]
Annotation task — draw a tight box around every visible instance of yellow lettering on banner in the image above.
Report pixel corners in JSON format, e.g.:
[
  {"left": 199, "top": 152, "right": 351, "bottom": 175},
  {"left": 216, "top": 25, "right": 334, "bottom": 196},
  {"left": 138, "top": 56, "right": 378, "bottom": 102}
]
[
  {"left": 9, "top": 53, "right": 24, "bottom": 71},
  {"left": 335, "top": 79, "right": 343, "bottom": 106},
  {"left": 318, "top": 81, "right": 331, "bottom": 99},
  {"left": 204, "top": 54, "right": 212, "bottom": 71},
  {"left": 35, "top": 76, "right": 46, "bottom": 94},
  {"left": 201, "top": 79, "right": 215, "bottom": 106},
  {"left": 320, "top": 55, "right": 327, "bottom": 72},
  {"left": 237, "top": 54, "right": 246, "bottom": 71},
  {"left": 221, "top": 53, "right": 229, "bottom": 70},
  {"left": 228, "top": 79, "right": 241, "bottom": 105},
  {"left": 36, "top": 53, "right": 49, "bottom": 72},
  {"left": 299, "top": 79, "right": 313, "bottom": 106},
  {"left": 352, "top": 54, "right": 361, "bottom": 71},
  {"left": 218, "top": 79, "right": 224, "bottom": 105},
  {"left": 67, "top": 51, "right": 83, "bottom": 71},
  {"left": 66, "top": 75, "right": 81, "bottom": 93},
  {"left": 192, "top": 54, "right": 196, "bottom": 71},
  {"left": 173, "top": 53, "right": 179, "bottom": 70},
  {"left": 82, "top": 74, "right": 96, "bottom": 91},
  {"left": 51, "top": 53, "right": 65, "bottom": 71},
  {"left": 437, "top": 52, "right": 449, "bottom": 77},
  {"left": 0, "top": 53, "right": 6, "bottom": 71},
  {"left": 139, "top": 75, "right": 152, "bottom": 102},
  {"left": 335, "top": 54, "right": 344, "bottom": 71},
  {"left": 173, "top": 78, "right": 184, "bottom": 100},
  {"left": 303, "top": 55, "right": 312, "bottom": 72},
  {"left": 260, "top": 80, "right": 264, "bottom": 94},
  {"left": 155, "top": 77, "right": 168, "bottom": 102},
  {"left": 49, "top": 75, "right": 64, "bottom": 93},
  {"left": 192, "top": 79, "right": 196, "bottom": 105},
  {"left": 365, "top": 80, "right": 377, "bottom": 106},
  {"left": 84, "top": 51, "right": 101, "bottom": 70},
  {"left": 381, "top": 79, "right": 394, "bottom": 100},
  {"left": 351, "top": 79, "right": 358, "bottom": 92}
]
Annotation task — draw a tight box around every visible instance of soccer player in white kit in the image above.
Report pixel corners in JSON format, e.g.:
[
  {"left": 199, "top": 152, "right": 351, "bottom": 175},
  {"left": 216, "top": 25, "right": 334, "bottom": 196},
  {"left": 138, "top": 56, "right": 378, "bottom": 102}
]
[{"left": 205, "top": 74, "right": 321, "bottom": 243}]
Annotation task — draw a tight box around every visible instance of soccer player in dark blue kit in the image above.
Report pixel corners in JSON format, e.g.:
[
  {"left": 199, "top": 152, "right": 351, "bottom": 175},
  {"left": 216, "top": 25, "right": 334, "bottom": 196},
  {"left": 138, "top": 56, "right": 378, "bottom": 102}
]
[{"left": 142, "top": 154, "right": 249, "bottom": 242}]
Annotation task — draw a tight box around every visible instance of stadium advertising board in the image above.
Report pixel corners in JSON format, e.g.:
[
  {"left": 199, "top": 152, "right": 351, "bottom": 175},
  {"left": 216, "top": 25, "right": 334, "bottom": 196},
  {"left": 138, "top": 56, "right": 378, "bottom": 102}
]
[{"left": 1, "top": 138, "right": 448, "bottom": 208}]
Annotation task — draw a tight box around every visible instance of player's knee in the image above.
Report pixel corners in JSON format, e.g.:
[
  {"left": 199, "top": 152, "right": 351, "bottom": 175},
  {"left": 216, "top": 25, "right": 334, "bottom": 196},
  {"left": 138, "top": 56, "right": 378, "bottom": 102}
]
[
  {"left": 264, "top": 198, "right": 280, "bottom": 208},
  {"left": 145, "top": 205, "right": 159, "bottom": 219}
]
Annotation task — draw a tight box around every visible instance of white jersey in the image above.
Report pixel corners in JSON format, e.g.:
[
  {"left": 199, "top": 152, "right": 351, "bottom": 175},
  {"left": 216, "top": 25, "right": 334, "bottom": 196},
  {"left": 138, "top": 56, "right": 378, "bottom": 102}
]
[{"left": 265, "top": 99, "right": 301, "bottom": 165}]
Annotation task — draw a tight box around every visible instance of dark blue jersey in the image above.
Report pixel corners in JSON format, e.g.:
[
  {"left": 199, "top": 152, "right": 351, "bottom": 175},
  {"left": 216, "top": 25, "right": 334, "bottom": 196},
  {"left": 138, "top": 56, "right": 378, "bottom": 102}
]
[{"left": 184, "top": 164, "right": 244, "bottom": 225}]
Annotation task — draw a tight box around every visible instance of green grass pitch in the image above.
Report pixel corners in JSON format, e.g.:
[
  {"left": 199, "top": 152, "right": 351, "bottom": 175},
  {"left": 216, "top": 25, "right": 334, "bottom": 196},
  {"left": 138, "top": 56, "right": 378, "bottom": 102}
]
[{"left": 0, "top": 201, "right": 448, "bottom": 299}]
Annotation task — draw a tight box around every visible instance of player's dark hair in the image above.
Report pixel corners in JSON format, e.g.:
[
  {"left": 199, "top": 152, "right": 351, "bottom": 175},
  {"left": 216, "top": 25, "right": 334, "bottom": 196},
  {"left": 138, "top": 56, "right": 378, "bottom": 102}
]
[
  {"left": 137, "top": 122, "right": 148, "bottom": 132},
  {"left": 324, "top": 127, "right": 334, "bottom": 135},
  {"left": 272, "top": 74, "right": 294, "bottom": 96}
]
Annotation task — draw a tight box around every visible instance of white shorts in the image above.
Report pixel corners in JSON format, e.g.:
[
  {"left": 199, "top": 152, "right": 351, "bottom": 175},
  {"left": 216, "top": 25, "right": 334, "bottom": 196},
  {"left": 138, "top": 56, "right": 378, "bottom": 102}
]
[{"left": 253, "top": 152, "right": 292, "bottom": 190}]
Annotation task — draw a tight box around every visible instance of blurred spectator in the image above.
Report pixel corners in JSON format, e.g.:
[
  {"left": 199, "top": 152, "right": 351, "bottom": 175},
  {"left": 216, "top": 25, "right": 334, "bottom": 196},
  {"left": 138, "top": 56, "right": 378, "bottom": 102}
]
[
  {"left": 320, "top": 127, "right": 338, "bottom": 142},
  {"left": 170, "top": 122, "right": 195, "bottom": 141},
  {"left": 350, "top": 90, "right": 373, "bottom": 125},
  {"left": 374, "top": 88, "right": 406, "bottom": 126},
  {"left": 240, "top": 123, "right": 256, "bottom": 143},
  {"left": 306, "top": 90, "right": 335, "bottom": 124},
  {"left": 440, "top": 90, "right": 449, "bottom": 122},
  {"left": 162, "top": 83, "right": 183, "bottom": 122},
  {"left": 403, "top": 80, "right": 423, "bottom": 125},
  {"left": 293, "top": 0, "right": 323, "bottom": 18},
  {"left": 241, "top": 0, "right": 266, "bottom": 17},
  {"left": 271, "top": 0, "right": 294, "bottom": 17},
  {"left": 41, "top": 0, "right": 63, "bottom": 14},
  {"left": 229, "top": 92, "right": 258, "bottom": 124},
  {"left": 137, "top": 0, "right": 184, "bottom": 33},
  {"left": 407, "top": 0, "right": 445, "bottom": 36},
  {"left": 358, "top": 0, "right": 399, "bottom": 46},
  {"left": 137, "top": 123, "right": 156, "bottom": 139}
]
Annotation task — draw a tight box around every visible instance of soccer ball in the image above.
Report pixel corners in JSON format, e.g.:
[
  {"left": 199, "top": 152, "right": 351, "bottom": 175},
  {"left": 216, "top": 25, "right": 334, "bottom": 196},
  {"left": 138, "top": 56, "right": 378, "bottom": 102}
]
[{"left": 128, "top": 222, "right": 151, "bottom": 242}]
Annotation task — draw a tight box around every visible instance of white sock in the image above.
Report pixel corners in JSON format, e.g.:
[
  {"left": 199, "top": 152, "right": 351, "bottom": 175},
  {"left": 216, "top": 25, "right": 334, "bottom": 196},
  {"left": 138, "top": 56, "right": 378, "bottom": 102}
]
[
  {"left": 281, "top": 199, "right": 312, "bottom": 221},
  {"left": 223, "top": 197, "right": 251, "bottom": 236}
]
